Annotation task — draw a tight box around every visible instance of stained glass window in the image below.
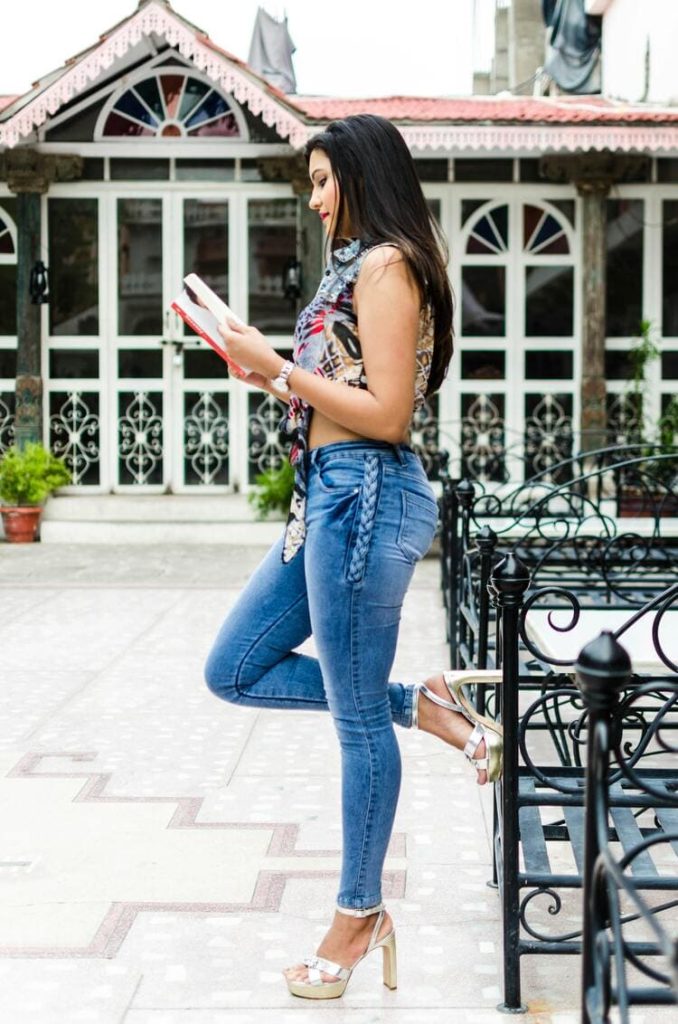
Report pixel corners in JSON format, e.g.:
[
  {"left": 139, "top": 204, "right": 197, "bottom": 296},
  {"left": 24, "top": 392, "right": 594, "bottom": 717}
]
[
  {"left": 465, "top": 205, "right": 508, "bottom": 255},
  {"left": 523, "top": 205, "right": 570, "bottom": 255},
  {"left": 0, "top": 216, "right": 15, "bottom": 256},
  {"left": 103, "top": 73, "right": 240, "bottom": 139}
]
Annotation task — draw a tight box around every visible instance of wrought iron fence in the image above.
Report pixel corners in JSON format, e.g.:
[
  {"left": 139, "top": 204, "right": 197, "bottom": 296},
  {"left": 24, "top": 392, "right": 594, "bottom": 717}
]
[{"left": 489, "top": 558, "right": 678, "bottom": 1013}]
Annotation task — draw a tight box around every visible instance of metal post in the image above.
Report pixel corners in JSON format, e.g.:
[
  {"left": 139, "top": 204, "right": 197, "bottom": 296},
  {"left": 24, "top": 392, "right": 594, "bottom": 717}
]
[
  {"left": 476, "top": 524, "right": 499, "bottom": 713},
  {"left": 15, "top": 191, "right": 43, "bottom": 448},
  {"left": 579, "top": 181, "right": 609, "bottom": 454},
  {"left": 7, "top": 149, "right": 83, "bottom": 449},
  {"left": 453, "top": 478, "right": 475, "bottom": 669},
  {"left": 575, "top": 632, "right": 631, "bottom": 1024},
  {"left": 492, "top": 552, "right": 531, "bottom": 1013}
]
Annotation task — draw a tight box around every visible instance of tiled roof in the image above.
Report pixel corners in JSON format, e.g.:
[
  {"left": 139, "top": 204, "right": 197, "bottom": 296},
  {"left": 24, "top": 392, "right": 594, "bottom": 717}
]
[
  {"left": 292, "top": 94, "right": 678, "bottom": 124},
  {"left": 1, "top": 0, "right": 678, "bottom": 153}
]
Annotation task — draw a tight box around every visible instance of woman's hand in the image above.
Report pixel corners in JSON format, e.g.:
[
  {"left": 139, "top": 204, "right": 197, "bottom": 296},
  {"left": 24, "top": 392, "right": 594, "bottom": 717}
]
[
  {"left": 241, "top": 370, "right": 291, "bottom": 404},
  {"left": 217, "top": 319, "right": 283, "bottom": 380}
]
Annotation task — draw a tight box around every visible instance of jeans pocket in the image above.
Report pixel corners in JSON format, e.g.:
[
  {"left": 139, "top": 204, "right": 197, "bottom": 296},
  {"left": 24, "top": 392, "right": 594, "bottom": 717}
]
[
  {"left": 316, "top": 459, "right": 363, "bottom": 493},
  {"left": 396, "top": 490, "right": 438, "bottom": 564}
]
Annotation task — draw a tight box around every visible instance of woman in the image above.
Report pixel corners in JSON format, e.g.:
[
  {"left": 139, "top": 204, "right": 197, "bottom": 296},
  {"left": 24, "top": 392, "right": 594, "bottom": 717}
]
[{"left": 205, "top": 114, "right": 502, "bottom": 999}]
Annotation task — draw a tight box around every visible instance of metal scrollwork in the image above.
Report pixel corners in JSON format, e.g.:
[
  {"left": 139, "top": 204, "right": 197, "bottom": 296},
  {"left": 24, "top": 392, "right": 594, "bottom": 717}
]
[
  {"left": 524, "top": 394, "right": 574, "bottom": 482},
  {"left": 183, "top": 392, "right": 229, "bottom": 485},
  {"left": 616, "top": 583, "right": 678, "bottom": 674},
  {"left": 118, "top": 391, "right": 163, "bottom": 485},
  {"left": 519, "top": 586, "right": 583, "bottom": 667},
  {"left": 461, "top": 394, "right": 506, "bottom": 483},
  {"left": 248, "top": 392, "right": 288, "bottom": 480},
  {"left": 517, "top": 687, "right": 589, "bottom": 792},
  {"left": 410, "top": 395, "right": 440, "bottom": 478},
  {"left": 49, "top": 391, "right": 100, "bottom": 484},
  {"left": 606, "top": 392, "right": 641, "bottom": 445},
  {"left": 519, "top": 887, "right": 583, "bottom": 944},
  {"left": 0, "top": 392, "right": 15, "bottom": 453},
  {"left": 612, "top": 682, "right": 678, "bottom": 799}
]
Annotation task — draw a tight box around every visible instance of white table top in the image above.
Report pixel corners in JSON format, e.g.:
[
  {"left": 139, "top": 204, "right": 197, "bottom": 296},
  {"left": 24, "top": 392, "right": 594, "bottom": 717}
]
[{"left": 524, "top": 607, "right": 678, "bottom": 672}]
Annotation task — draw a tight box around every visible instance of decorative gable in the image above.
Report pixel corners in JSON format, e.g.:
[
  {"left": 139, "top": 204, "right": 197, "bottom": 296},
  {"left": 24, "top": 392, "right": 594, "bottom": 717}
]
[{"left": 0, "top": 0, "right": 308, "bottom": 149}]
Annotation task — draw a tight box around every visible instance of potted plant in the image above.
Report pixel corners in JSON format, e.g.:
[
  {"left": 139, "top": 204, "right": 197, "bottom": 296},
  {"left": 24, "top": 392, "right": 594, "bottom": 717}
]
[
  {"left": 248, "top": 459, "right": 295, "bottom": 520},
  {"left": 613, "top": 321, "right": 678, "bottom": 517},
  {"left": 0, "top": 442, "right": 71, "bottom": 542}
]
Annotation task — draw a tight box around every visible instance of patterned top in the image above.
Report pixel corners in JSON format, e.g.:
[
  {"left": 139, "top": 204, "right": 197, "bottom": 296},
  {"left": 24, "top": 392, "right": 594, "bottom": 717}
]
[{"left": 280, "top": 237, "right": 435, "bottom": 563}]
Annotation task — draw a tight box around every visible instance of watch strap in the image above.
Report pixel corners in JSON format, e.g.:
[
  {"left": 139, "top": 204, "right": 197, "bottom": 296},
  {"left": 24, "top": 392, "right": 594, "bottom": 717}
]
[{"left": 272, "top": 359, "right": 295, "bottom": 393}]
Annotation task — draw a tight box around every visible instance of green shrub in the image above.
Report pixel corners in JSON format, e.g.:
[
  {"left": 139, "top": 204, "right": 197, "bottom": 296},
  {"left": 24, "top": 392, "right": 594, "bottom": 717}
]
[
  {"left": 0, "top": 443, "right": 71, "bottom": 505},
  {"left": 248, "top": 460, "right": 295, "bottom": 519}
]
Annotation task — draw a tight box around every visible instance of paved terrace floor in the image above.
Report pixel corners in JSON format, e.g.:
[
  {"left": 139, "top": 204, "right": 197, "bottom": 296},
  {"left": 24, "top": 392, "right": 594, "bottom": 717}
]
[{"left": 0, "top": 543, "right": 673, "bottom": 1024}]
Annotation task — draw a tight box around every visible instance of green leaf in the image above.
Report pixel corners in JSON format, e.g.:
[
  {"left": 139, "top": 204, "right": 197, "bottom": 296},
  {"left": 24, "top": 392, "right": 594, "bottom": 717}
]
[
  {"left": 0, "top": 443, "right": 71, "bottom": 506},
  {"left": 247, "top": 460, "right": 295, "bottom": 519}
]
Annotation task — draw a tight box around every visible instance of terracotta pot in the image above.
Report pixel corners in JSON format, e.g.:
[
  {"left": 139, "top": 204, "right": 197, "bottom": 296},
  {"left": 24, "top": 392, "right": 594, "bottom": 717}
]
[
  {"left": 618, "top": 491, "right": 678, "bottom": 518},
  {"left": 0, "top": 506, "right": 42, "bottom": 543}
]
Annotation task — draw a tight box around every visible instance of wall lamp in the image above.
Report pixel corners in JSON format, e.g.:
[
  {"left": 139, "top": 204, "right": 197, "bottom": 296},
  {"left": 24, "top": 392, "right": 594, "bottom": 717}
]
[
  {"left": 282, "top": 258, "right": 303, "bottom": 303},
  {"left": 30, "top": 261, "right": 50, "bottom": 305}
]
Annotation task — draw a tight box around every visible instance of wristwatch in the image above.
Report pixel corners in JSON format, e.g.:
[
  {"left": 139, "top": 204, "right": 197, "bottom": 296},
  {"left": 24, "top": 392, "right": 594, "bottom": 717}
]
[{"left": 271, "top": 359, "right": 295, "bottom": 395}]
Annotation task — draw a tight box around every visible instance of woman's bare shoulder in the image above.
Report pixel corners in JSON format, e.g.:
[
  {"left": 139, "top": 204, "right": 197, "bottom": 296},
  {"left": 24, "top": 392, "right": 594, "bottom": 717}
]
[
  {"left": 356, "top": 243, "right": 418, "bottom": 301},
  {"left": 361, "top": 243, "right": 404, "bottom": 272}
]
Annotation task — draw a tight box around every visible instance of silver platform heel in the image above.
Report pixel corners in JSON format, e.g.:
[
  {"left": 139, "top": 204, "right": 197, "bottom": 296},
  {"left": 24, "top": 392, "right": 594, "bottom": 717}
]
[
  {"left": 413, "top": 669, "right": 504, "bottom": 782},
  {"left": 284, "top": 903, "right": 397, "bottom": 999}
]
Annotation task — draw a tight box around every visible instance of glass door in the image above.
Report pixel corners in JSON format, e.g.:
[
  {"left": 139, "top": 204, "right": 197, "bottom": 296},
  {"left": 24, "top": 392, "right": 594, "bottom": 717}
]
[
  {"left": 169, "top": 195, "right": 233, "bottom": 491},
  {"left": 455, "top": 194, "right": 578, "bottom": 484},
  {"left": 114, "top": 194, "right": 167, "bottom": 490},
  {"left": 112, "top": 192, "right": 234, "bottom": 492}
]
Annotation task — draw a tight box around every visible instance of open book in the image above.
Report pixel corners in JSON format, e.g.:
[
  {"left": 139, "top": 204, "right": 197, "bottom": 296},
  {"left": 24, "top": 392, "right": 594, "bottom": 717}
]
[{"left": 170, "top": 273, "right": 251, "bottom": 378}]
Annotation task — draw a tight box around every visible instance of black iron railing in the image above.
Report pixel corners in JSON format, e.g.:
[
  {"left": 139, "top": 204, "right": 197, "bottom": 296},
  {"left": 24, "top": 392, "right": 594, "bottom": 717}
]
[
  {"left": 576, "top": 633, "right": 678, "bottom": 1024},
  {"left": 439, "top": 446, "right": 678, "bottom": 674},
  {"left": 488, "top": 559, "right": 678, "bottom": 1013}
]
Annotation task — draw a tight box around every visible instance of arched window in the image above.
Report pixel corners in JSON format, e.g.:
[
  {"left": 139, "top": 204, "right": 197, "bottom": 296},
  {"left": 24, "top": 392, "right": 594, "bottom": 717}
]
[
  {"left": 459, "top": 199, "right": 577, "bottom": 481},
  {"left": 99, "top": 72, "right": 243, "bottom": 139},
  {"left": 523, "top": 204, "right": 570, "bottom": 255},
  {"left": 0, "top": 212, "right": 16, "bottom": 256}
]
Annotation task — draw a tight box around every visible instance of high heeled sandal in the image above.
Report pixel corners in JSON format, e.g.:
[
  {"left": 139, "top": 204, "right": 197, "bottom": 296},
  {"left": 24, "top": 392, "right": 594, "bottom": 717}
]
[
  {"left": 284, "top": 903, "right": 397, "bottom": 1000},
  {"left": 413, "top": 669, "right": 504, "bottom": 783}
]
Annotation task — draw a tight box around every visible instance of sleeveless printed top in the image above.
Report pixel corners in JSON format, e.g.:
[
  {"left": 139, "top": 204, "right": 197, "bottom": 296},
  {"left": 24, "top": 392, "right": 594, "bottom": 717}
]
[{"left": 280, "top": 237, "right": 435, "bottom": 563}]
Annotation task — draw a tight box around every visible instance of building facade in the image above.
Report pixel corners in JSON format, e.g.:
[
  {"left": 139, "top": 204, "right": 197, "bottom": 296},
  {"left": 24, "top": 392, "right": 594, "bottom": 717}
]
[{"left": 1, "top": 0, "right": 678, "bottom": 495}]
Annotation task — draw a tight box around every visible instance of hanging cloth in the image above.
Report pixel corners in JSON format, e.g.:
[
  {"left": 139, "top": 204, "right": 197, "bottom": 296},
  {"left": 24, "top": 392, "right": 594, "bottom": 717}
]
[
  {"left": 543, "top": 0, "right": 602, "bottom": 94},
  {"left": 247, "top": 7, "right": 297, "bottom": 94}
]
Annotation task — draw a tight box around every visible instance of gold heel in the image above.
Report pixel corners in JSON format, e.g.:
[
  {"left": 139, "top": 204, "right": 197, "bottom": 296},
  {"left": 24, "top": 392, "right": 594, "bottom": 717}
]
[
  {"left": 444, "top": 671, "right": 503, "bottom": 782},
  {"left": 284, "top": 905, "right": 397, "bottom": 999},
  {"left": 443, "top": 670, "right": 503, "bottom": 738},
  {"left": 413, "top": 670, "right": 504, "bottom": 783},
  {"left": 381, "top": 930, "right": 397, "bottom": 989}
]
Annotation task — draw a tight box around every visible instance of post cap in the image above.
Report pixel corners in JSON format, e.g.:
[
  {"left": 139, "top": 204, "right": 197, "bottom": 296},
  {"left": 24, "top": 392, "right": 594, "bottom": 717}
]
[
  {"left": 455, "top": 478, "right": 475, "bottom": 499},
  {"left": 575, "top": 630, "right": 631, "bottom": 704},
  {"left": 477, "top": 524, "right": 498, "bottom": 548},
  {"left": 491, "top": 552, "right": 530, "bottom": 594}
]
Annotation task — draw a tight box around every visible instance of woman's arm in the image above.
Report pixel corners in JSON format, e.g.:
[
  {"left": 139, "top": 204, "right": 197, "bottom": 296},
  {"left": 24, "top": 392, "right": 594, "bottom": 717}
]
[{"left": 219, "top": 246, "right": 420, "bottom": 444}]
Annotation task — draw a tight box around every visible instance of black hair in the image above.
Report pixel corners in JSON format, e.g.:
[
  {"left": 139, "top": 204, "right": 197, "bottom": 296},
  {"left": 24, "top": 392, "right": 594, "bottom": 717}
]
[{"left": 304, "top": 113, "right": 454, "bottom": 394}]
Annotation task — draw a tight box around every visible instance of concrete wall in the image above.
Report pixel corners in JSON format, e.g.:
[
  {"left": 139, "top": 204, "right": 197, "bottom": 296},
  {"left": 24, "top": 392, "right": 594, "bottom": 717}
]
[
  {"left": 509, "top": 0, "right": 546, "bottom": 91},
  {"left": 596, "top": 0, "right": 678, "bottom": 104},
  {"left": 492, "top": 4, "right": 510, "bottom": 92}
]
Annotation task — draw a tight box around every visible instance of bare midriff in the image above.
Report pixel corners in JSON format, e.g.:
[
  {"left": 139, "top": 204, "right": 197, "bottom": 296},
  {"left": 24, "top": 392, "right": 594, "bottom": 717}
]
[{"left": 307, "top": 408, "right": 408, "bottom": 450}]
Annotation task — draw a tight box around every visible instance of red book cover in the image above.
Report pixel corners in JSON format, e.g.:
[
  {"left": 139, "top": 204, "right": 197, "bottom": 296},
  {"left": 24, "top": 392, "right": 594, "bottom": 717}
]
[{"left": 171, "top": 288, "right": 250, "bottom": 379}]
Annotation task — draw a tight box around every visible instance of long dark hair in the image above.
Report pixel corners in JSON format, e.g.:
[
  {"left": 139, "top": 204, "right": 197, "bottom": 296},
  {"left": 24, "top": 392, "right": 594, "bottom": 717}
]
[{"left": 304, "top": 114, "right": 454, "bottom": 394}]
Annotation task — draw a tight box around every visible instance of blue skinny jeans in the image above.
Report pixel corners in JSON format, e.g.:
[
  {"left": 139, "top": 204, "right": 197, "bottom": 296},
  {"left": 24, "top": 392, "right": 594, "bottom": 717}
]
[{"left": 204, "top": 441, "right": 438, "bottom": 911}]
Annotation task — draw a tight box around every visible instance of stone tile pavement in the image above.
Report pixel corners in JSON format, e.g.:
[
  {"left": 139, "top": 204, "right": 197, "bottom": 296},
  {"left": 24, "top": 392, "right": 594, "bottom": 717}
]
[{"left": 0, "top": 542, "right": 671, "bottom": 1023}]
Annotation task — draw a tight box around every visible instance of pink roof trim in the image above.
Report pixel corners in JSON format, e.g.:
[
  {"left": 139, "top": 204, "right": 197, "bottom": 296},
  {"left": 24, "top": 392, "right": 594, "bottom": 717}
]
[{"left": 292, "top": 94, "right": 678, "bottom": 125}]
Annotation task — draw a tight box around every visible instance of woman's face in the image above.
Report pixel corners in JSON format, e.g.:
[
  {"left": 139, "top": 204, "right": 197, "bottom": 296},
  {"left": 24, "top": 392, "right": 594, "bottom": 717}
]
[{"left": 308, "top": 149, "right": 341, "bottom": 237}]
